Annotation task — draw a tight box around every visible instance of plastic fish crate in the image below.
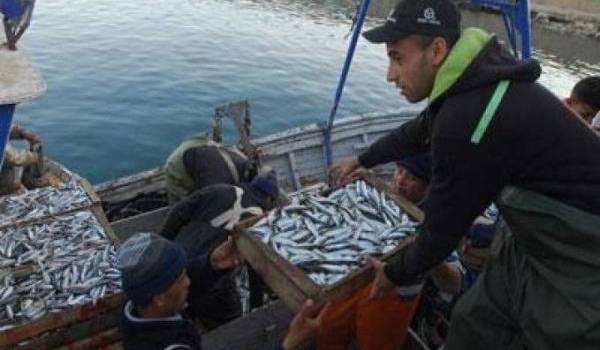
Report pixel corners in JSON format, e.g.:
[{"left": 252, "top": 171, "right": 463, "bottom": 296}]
[
  {"left": 234, "top": 171, "right": 424, "bottom": 312},
  {"left": 0, "top": 181, "right": 124, "bottom": 350}
]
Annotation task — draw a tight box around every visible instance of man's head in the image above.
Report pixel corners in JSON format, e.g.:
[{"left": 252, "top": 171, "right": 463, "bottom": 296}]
[
  {"left": 565, "top": 76, "right": 600, "bottom": 124},
  {"left": 117, "top": 233, "right": 190, "bottom": 316},
  {"left": 393, "top": 153, "right": 431, "bottom": 203},
  {"left": 363, "top": 0, "right": 461, "bottom": 102},
  {"left": 251, "top": 170, "right": 279, "bottom": 210}
]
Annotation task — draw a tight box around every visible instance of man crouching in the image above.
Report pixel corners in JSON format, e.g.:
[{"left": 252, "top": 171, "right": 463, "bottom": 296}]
[
  {"left": 116, "top": 232, "right": 327, "bottom": 350},
  {"left": 116, "top": 232, "right": 239, "bottom": 349}
]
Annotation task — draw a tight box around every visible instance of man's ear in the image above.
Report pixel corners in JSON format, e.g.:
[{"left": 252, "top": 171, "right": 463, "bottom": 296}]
[{"left": 429, "top": 37, "right": 450, "bottom": 67}]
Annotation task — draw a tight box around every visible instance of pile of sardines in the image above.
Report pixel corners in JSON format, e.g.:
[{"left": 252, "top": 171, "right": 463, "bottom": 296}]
[
  {"left": 0, "top": 181, "right": 92, "bottom": 226},
  {"left": 0, "top": 211, "right": 121, "bottom": 329},
  {"left": 248, "top": 180, "right": 417, "bottom": 285}
]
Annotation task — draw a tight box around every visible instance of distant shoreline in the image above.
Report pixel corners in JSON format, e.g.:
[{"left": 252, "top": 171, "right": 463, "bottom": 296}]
[{"left": 456, "top": 0, "right": 600, "bottom": 40}]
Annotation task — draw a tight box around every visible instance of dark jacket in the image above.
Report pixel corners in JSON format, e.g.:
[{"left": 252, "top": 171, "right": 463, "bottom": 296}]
[
  {"left": 120, "top": 254, "right": 225, "bottom": 350},
  {"left": 160, "top": 183, "right": 267, "bottom": 240},
  {"left": 357, "top": 28, "right": 600, "bottom": 284},
  {"left": 160, "top": 183, "right": 268, "bottom": 328},
  {"left": 183, "top": 145, "right": 254, "bottom": 192}
]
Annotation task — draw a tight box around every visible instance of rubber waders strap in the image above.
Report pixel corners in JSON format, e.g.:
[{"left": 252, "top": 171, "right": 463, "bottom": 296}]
[{"left": 470, "top": 80, "right": 511, "bottom": 144}]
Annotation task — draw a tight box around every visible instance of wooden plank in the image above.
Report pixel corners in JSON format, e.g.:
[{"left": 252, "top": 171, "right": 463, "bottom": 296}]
[
  {"left": 56, "top": 327, "right": 121, "bottom": 350},
  {"left": 286, "top": 152, "right": 301, "bottom": 191},
  {"left": 9, "top": 310, "right": 120, "bottom": 350},
  {"left": 110, "top": 207, "right": 169, "bottom": 242},
  {"left": 235, "top": 232, "right": 319, "bottom": 312},
  {"left": 0, "top": 294, "right": 123, "bottom": 347},
  {"left": 202, "top": 300, "right": 293, "bottom": 350},
  {"left": 90, "top": 204, "right": 121, "bottom": 245}
]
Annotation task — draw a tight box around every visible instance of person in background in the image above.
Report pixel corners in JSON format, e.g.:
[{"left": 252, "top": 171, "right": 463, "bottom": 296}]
[
  {"left": 117, "top": 232, "right": 327, "bottom": 350},
  {"left": 0, "top": 124, "right": 41, "bottom": 195},
  {"left": 165, "top": 132, "right": 257, "bottom": 204},
  {"left": 564, "top": 75, "right": 600, "bottom": 125},
  {"left": 159, "top": 170, "right": 279, "bottom": 328}
]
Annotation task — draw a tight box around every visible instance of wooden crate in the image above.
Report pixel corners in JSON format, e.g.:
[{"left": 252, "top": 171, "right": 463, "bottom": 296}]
[
  {"left": 234, "top": 171, "right": 424, "bottom": 312},
  {"left": 0, "top": 182, "right": 124, "bottom": 349}
]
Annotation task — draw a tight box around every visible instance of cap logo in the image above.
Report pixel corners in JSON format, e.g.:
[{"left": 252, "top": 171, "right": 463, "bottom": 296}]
[
  {"left": 386, "top": 9, "right": 397, "bottom": 23},
  {"left": 417, "top": 7, "right": 441, "bottom": 25}
]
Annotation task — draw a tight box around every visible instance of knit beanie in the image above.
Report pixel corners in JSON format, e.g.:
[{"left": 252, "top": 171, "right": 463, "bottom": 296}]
[
  {"left": 251, "top": 170, "right": 279, "bottom": 199},
  {"left": 396, "top": 153, "right": 432, "bottom": 183},
  {"left": 116, "top": 232, "right": 187, "bottom": 306}
]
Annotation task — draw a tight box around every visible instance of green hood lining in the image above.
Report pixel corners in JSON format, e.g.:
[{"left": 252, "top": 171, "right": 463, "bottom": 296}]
[{"left": 429, "top": 28, "right": 493, "bottom": 103}]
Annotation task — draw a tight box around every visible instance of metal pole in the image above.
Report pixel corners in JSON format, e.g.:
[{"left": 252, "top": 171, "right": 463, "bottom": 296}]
[
  {"left": 323, "top": 0, "right": 371, "bottom": 168},
  {"left": 518, "top": 0, "right": 532, "bottom": 58}
]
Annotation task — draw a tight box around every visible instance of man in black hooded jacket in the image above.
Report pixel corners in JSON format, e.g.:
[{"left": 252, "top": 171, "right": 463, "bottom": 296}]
[
  {"left": 159, "top": 171, "right": 279, "bottom": 328},
  {"left": 332, "top": 1, "right": 600, "bottom": 349}
]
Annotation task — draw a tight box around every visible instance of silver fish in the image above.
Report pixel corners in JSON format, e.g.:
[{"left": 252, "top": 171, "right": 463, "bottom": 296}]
[{"left": 249, "top": 180, "right": 417, "bottom": 286}]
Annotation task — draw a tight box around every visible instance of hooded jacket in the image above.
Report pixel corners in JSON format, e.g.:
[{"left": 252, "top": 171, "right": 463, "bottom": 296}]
[
  {"left": 357, "top": 28, "right": 600, "bottom": 284},
  {"left": 160, "top": 183, "right": 267, "bottom": 240},
  {"left": 182, "top": 145, "right": 254, "bottom": 192}
]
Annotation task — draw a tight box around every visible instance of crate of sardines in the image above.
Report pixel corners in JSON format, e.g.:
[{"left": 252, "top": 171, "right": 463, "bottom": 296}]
[
  {"left": 235, "top": 172, "right": 424, "bottom": 311},
  {"left": 0, "top": 184, "right": 123, "bottom": 349}
]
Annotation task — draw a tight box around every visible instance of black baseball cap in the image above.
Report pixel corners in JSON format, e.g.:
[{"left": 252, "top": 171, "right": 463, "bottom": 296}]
[{"left": 363, "top": 0, "right": 461, "bottom": 44}]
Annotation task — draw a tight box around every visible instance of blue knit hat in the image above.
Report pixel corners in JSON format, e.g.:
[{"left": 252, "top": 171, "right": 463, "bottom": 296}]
[
  {"left": 396, "top": 153, "right": 432, "bottom": 182},
  {"left": 251, "top": 170, "right": 279, "bottom": 199},
  {"left": 116, "top": 232, "right": 187, "bottom": 306}
]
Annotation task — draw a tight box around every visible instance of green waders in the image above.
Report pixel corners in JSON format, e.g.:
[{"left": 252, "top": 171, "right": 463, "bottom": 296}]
[{"left": 446, "top": 187, "right": 600, "bottom": 349}]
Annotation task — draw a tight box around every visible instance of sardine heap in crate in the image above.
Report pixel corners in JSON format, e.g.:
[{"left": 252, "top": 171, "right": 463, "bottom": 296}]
[
  {"left": 0, "top": 211, "right": 121, "bottom": 329},
  {"left": 247, "top": 180, "right": 418, "bottom": 286}
]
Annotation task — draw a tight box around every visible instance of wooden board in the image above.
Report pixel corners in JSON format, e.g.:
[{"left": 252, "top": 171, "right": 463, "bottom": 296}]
[
  {"left": 0, "top": 178, "right": 123, "bottom": 349},
  {"left": 0, "top": 293, "right": 123, "bottom": 349},
  {"left": 235, "top": 172, "right": 425, "bottom": 311}
]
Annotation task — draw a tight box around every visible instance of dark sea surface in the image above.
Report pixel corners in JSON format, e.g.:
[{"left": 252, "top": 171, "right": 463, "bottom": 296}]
[{"left": 14, "top": 0, "right": 600, "bottom": 183}]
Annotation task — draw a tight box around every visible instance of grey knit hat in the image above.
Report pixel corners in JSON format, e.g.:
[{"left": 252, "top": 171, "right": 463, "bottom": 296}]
[
  {"left": 116, "top": 232, "right": 187, "bottom": 306},
  {"left": 251, "top": 170, "right": 279, "bottom": 199}
]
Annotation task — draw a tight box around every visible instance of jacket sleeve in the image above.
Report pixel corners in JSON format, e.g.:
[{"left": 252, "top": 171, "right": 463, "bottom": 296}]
[
  {"left": 160, "top": 190, "right": 208, "bottom": 240},
  {"left": 384, "top": 134, "right": 509, "bottom": 284},
  {"left": 186, "top": 253, "right": 227, "bottom": 294},
  {"left": 357, "top": 110, "right": 430, "bottom": 168}
]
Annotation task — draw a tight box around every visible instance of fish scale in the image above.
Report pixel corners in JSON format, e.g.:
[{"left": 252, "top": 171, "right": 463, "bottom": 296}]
[
  {"left": 249, "top": 180, "right": 418, "bottom": 286},
  {"left": 0, "top": 210, "right": 121, "bottom": 329}
]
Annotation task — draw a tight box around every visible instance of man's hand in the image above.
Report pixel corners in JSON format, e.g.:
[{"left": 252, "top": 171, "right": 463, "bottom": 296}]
[
  {"left": 209, "top": 236, "right": 240, "bottom": 270},
  {"left": 329, "top": 157, "right": 361, "bottom": 186},
  {"left": 282, "top": 299, "right": 330, "bottom": 350},
  {"left": 367, "top": 257, "right": 396, "bottom": 299}
]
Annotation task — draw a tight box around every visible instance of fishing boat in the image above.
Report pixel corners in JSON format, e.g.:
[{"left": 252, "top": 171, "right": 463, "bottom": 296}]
[
  {"left": 0, "top": 0, "right": 537, "bottom": 347},
  {"left": 98, "top": 107, "right": 429, "bottom": 350}
]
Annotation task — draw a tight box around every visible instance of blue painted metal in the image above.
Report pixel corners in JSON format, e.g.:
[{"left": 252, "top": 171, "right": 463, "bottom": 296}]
[
  {"left": 470, "top": 0, "right": 532, "bottom": 58},
  {"left": 0, "top": 105, "right": 16, "bottom": 168},
  {"left": 0, "top": 0, "right": 25, "bottom": 19},
  {"left": 323, "top": 0, "right": 371, "bottom": 168}
]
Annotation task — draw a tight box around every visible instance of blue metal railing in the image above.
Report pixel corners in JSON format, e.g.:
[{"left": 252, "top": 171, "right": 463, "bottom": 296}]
[
  {"left": 469, "top": 0, "right": 532, "bottom": 58},
  {"left": 323, "top": 0, "right": 371, "bottom": 168}
]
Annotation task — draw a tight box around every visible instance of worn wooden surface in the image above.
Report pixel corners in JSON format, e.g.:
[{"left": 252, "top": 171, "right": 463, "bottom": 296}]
[
  {"left": 111, "top": 206, "right": 169, "bottom": 241},
  {"left": 203, "top": 300, "right": 293, "bottom": 350},
  {"left": 0, "top": 294, "right": 123, "bottom": 348},
  {"left": 10, "top": 311, "right": 120, "bottom": 350}
]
